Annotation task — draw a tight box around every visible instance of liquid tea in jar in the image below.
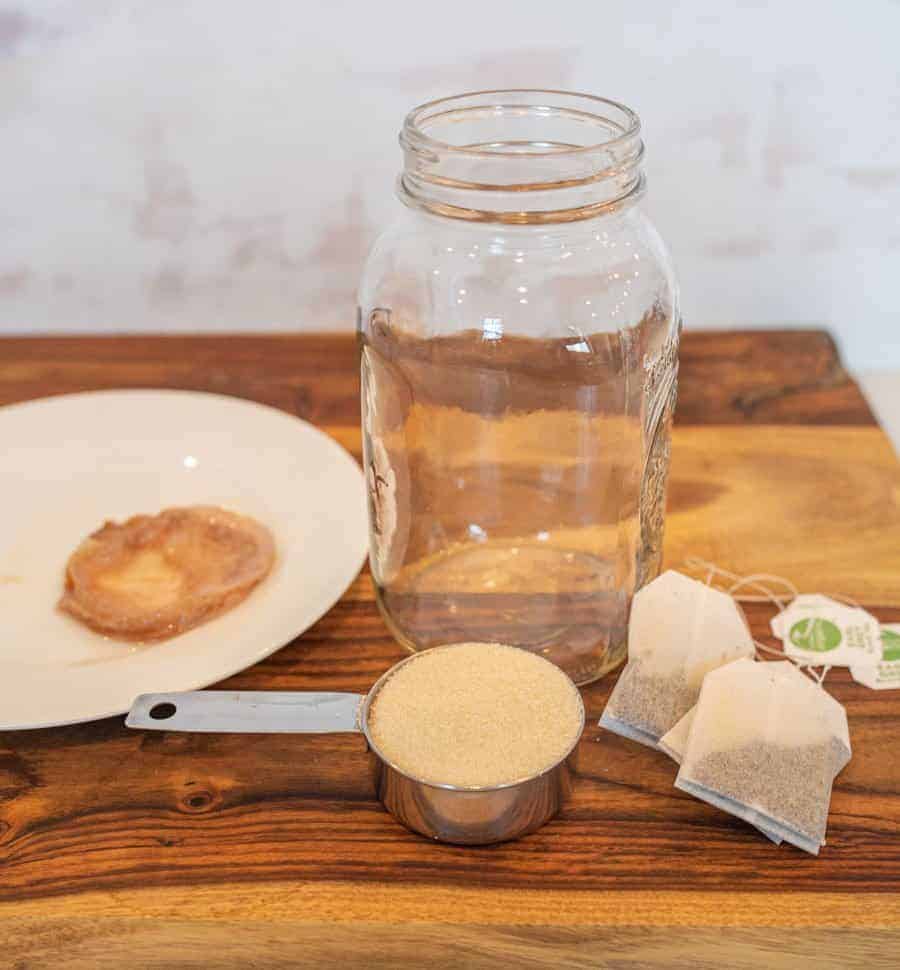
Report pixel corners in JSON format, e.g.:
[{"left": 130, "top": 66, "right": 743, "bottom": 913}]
[{"left": 358, "top": 91, "right": 680, "bottom": 684}]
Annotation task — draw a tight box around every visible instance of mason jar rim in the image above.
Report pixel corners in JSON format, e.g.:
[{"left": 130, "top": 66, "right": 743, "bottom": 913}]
[{"left": 401, "top": 89, "right": 642, "bottom": 160}]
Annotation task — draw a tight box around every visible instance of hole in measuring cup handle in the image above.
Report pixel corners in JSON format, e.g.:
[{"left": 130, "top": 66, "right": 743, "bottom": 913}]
[{"left": 149, "top": 702, "right": 177, "bottom": 720}]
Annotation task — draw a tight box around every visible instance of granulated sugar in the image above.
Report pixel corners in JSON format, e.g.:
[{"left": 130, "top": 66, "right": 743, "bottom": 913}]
[{"left": 368, "top": 642, "right": 584, "bottom": 788}]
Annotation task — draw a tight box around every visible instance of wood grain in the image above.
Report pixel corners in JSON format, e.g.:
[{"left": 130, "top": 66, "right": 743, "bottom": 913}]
[
  {"left": 6, "top": 920, "right": 899, "bottom": 970},
  {"left": 6, "top": 882, "right": 899, "bottom": 925},
  {"left": 673, "top": 329, "right": 876, "bottom": 425},
  {"left": 322, "top": 422, "right": 900, "bottom": 607},
  {"left": 0, "top": 329, "right": 876, "bottom": 425},
  {"left": 0, "top": 330, "right": 898, "bottom": 967},
  {"left": 665, "top": 425, "right": 900, "bottom": 605}
]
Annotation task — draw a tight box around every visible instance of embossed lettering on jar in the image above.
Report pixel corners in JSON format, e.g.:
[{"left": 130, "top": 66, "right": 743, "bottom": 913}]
[{"left": 358, "top": 91, "right": 680, "bottom": 684}]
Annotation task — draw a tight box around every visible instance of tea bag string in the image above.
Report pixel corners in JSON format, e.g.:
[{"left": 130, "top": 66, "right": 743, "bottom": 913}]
[
  {"left": 751, "top": 638, "right": 832, "bottom": 688},
  {"left": 684, "top": 557, "right": 798, "bottom": 609},
  {"left": 820, "top": 592, "right": 861, "bottom": 609},
  {"left": 810, "top": 664, "right": 832, "bottom": 686},
  {"left": 685, "top": 556, "right": 861, "bottom": 611},
  {"left": 683, "top": 557, "right": 832, "bottom": 686}
]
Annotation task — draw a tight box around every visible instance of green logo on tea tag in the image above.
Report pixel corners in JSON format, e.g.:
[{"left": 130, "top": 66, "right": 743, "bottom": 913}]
[
  {"left": 883, "top": 628, "right": 900, "bottom": 662},
  {"left": 789, "top": 618, "right": 842, "bottom": 653}
]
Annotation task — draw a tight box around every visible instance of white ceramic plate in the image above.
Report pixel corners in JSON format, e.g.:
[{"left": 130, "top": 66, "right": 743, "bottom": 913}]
[{"left": 0, "top": 390, "right": 368, "bottom": 729}]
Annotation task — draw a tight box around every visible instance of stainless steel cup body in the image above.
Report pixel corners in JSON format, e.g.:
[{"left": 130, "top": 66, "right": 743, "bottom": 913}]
[
  {"left": 368, "top": 745, "right": 577, "bottom": 844},
  {"left": 358, "top": 652, "right": 583, "bottom": 844}
]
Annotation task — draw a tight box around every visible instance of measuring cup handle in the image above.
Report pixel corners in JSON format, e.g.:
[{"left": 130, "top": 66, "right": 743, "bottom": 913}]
[{"left": 126, "top": 690, "right": 365, "bottom": 734}]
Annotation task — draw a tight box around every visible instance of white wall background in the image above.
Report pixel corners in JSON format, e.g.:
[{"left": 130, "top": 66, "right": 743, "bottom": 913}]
[{"left": 1, "top": 0, "right": 898, "bottom": 371}]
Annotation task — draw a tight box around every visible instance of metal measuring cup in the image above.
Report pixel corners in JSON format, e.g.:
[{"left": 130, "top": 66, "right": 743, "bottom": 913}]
[{"left": 126, "top": 649, "right": 585, "bottom": 845}]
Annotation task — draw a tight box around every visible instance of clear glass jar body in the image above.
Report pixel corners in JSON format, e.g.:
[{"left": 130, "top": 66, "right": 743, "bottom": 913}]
[{"left": 358, "top": 92, "right": 680, "bottom": 684}]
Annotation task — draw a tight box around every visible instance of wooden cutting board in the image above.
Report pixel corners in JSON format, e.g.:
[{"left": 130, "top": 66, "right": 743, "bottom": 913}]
[{"left": 1, "top": 330, "right": 899, "bottom": 969}]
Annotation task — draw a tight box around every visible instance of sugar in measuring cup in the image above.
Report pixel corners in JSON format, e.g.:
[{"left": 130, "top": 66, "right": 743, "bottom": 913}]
[{"left": 126, "top": 642, "right": 584, "bottom": 845}]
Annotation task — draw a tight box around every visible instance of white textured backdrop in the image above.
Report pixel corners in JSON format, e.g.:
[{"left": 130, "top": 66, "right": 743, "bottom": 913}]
[{"left": 1, "top": 1, "right": 898, "bottom": 371}]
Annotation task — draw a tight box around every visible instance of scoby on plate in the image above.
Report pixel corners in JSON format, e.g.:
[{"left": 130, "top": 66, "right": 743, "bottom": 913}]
[{"left": 59, "top": 506, "right": 275, "bottom": 641}]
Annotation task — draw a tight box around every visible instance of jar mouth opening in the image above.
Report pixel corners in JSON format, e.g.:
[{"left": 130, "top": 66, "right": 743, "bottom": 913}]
[
  {"left": 399, "top": 90, "right": 645, "bottom": 224},
  {"left": 402, "top": 89, "right": 641, "bottom": 160}
]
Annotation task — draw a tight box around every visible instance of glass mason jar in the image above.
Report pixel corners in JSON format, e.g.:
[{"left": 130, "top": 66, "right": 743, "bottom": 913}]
[{"left": 358, "top": 91, "right": 679, "bottom": 685}]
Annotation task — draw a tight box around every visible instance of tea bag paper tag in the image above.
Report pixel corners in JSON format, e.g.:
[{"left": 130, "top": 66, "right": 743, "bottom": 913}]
[
  {"left": 851, "top": 625, "right": 900, "bottom": 690},
  {"left": 771, "top": 595, "right": 881, "bottom": 667}
]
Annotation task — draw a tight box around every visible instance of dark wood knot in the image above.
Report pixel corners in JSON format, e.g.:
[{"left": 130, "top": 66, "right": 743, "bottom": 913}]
[{"left": 179, "top": 789, "right": 219, "bottom": 814}]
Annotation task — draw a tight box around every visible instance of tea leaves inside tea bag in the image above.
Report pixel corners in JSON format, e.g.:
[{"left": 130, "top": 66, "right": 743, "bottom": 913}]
[
  {"left": 600, "top": 571, "right": 755, "bottom": 749},
  {"left": 661, "top": 694, "right": 785, "bottom": 845},
  {"left": 675, "top": 658, "right": 851, "bottom": 855}
]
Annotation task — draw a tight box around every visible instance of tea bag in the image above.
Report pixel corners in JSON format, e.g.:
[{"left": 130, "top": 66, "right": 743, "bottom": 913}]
[
  {"left": 600, "top": 570, "right": 755, "bottom": 749},
  {"left": 660, "top": 663, "right": 812, "bottom": 765},
  {"left": 660, "top": 700, "right": 784, "bottom": 843},
  {"left": 851, "top": 624, "right": 900, "bottom": 690},
  {"left": 675, "top": 658, "right": 851, "bottom": 854}
]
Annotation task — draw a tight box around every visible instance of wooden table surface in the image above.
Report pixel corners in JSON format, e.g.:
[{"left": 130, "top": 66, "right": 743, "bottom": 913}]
[{"left": 1, "top": 331, "right": 899, "bottom": 969}]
